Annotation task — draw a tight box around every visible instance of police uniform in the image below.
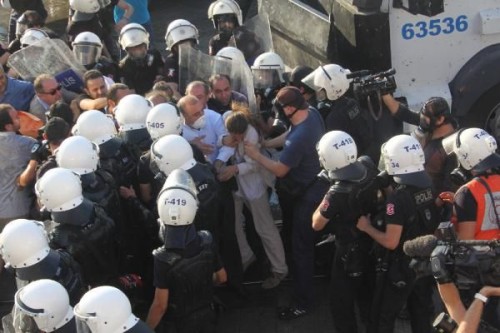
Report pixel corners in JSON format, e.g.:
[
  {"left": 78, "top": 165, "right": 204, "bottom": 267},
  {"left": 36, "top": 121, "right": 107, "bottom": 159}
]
[
  {"left": 318, "top": 160, "right": 378, "bottom": 333},
  {"left": 48, "top": 205, "right": 120, "bottom": 287},
  {"left": 119, "top": 49, "right": 164, "bottom": 96},
  {"left": 98, "top": 136, "right": 138, "bottom": 188},
  {"left": 153, "top": 232, "right": 221, "bottom": 333},
  {"left": 321, "top": 96, "right": 374, "bottom": 157},
  {"left": 371, "top": 183, "right": 438, "bottom": 333},
  {"left": 454, "top": 174, "right": 500, "bottom": 240}
]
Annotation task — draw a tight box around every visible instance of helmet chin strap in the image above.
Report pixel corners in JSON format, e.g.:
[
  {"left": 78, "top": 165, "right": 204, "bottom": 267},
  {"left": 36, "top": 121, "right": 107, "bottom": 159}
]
[{"left": 286, "top": 107, "right": 300, "bottom": 120}]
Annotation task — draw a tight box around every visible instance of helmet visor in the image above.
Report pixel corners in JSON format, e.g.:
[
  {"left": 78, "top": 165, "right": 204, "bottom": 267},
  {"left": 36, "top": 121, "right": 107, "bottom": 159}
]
[
  {"left": 14, "top": 293, "right": 47, "bottom": 331},
  {"left": 73, "top": 44, "right": 101, "bottom": 66},
  {"left": 252, "top": 69, "right": 282, "bottom": 89},
  {"left": 74, "top": 307, "right": 98, "bottom": 333}
]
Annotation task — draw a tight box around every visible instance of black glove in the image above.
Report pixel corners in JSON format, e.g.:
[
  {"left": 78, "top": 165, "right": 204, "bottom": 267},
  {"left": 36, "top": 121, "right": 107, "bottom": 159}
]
[
  {"left": 30, "top": 141, "right": 47, "bottom": 163},
  {"left": 430, "top": 245, "right": 453, "bottom": 284}
]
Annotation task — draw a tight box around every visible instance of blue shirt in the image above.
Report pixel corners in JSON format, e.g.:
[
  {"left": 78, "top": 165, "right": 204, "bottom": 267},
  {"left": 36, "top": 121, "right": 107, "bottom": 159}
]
[
  {"left": 114, "top": 0, "right": 150, "bottom": 24},
  {"left": 0, "top": 132, "right": 36, "bottom": 219},
  {"left": 0, "top": 77, "right": 35, "bottom": 111},
  {"left": 279, "top": 107, "right": 325, "bottom": 185}
]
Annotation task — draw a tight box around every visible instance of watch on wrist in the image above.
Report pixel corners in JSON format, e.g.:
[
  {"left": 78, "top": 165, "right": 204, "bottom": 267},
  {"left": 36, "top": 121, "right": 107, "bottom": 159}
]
[{"left": 474, "top": 293, "right": 488, "bottom": 304}]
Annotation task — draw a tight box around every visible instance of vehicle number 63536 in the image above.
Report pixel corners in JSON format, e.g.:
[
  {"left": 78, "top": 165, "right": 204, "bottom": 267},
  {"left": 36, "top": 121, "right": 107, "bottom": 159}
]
[{"left": 401, "top": 15, "right": 468, "bottom": 40}]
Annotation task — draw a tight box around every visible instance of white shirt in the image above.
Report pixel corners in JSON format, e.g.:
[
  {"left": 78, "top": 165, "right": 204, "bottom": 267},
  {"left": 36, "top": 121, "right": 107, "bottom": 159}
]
[
  {"left": 181, "top": 108, "right": 234, "bottom": 164},
  {"left": 234, "top": 125, "right": 274, "bottom": 200}
]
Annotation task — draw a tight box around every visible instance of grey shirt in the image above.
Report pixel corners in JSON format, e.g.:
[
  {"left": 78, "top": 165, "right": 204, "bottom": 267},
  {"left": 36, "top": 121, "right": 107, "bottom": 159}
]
[{"left": 0, "top": 132, "right": 36, "bottom": 219}]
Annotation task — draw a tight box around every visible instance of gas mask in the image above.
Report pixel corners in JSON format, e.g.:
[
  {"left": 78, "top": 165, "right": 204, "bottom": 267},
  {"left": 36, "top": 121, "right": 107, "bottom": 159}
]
[
  {"left": 449, "top": 165, "right": 472, "bottom": 187},
  {"left": 271, "top": 98, "right": 291, "bottom": 132},
  {"left": 419, "top": 112, "right": 435, "bottom": 133}
]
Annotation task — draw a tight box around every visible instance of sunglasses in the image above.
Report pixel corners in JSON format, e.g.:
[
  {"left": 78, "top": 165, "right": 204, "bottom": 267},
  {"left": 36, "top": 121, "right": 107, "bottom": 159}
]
[{"left": 41, "top": 85, "right": 62, "bottom": 96}]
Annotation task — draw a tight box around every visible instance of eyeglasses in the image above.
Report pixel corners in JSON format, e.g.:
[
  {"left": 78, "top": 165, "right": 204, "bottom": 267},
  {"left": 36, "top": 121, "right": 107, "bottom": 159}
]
[{"left": 41, "top": 85, "right": 62, "bottom": 96}]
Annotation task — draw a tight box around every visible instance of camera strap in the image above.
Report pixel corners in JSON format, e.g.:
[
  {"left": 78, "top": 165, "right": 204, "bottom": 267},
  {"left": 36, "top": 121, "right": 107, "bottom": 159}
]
[{"left": 473, "top": 176, "right": 500, "bottom": 230}]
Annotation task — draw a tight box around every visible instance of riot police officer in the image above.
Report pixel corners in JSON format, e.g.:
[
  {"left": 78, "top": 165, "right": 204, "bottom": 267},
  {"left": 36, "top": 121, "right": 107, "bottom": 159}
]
[
  {"left": 0, "top": 219, "right": 85, "bottom": 305},
  {"left": 72, "top": 31, "right": 119, "bottom": 81},
  {"left": 250, "top": 51, "right": 286, "bottom": 136},
  {"left": 35, "top": 168, "right": 120, "bottom": 287},
  {"left": 356, "top": 134, "right": 439, "bottom": 333},
  {"left": 118, "top": 23, "right": 164, "bottom": 96},
  {"left": 207, "top": 0, "right": 243, "bottom": 56},
  {"left": 137, "top": 102, "right": 185, "bottom": 205},
  {"left": 303, "top": 64, "right": 375, "bottom": 158},
  {"left": 145, "top": 169, "right": 226, "bottom": 332},
  {"left": 444, "top": 127, "right": 500, "bottom": 240},
  {"left": 72, "top": 110, "right": 138, "bottom": 188},
  {"left": 114, "top": 93, "right": 153, "bottom": 160},
  {"left": 150, "top": 135, "right": 219, "bottom": 234},
  {"left": 75, "top": 286, "right": 153, "bottom": 333},
  {"left": 164, "top": 19, "right": 199, "bottom": 86},
  {"left": 13, "top": 279, "right": 77, "bottom": 333},
  {"left": 55, "top": 135, "right": 122, "bottom": 229},
  {"left": 312, "top": 130, "right": 379, "bottom": 333}
]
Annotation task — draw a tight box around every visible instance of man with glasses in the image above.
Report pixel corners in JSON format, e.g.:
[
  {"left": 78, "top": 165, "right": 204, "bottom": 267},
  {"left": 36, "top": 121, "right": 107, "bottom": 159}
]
[{"left": 29, "top": 74, "right": 76, "bottom": 124}]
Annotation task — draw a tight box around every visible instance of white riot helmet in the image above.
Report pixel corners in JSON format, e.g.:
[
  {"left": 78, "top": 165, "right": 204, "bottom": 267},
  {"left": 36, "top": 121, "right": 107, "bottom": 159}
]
[
  {"left": 444, "top": 128, "right": 500, "bottom": 172},
  {"left": 146, "top": 102, "right": 182, "bottom": 140},
  {"left": 72, "top": 110, "right": 117, "bottom": 145},
  {"left": 74, "top": 286, "right": 140, "bottom": 333},
  {"left": 302, "top": 64, "right": 351, "bottom": 101},
  {"left": 14, "top": 280, "right": 73, "bottom": 333},
  {"left": 0, "top": 219, "right": 54, "bottom": 270},
  {"left": 150, "top": 135, "right": 196, "bottom": 177},
  {"left": 157, "top": 169, "right": 198, "bottom": 226},
  {"left": 216, "top": 46, "right": 246, "bottom": 64},
  {"left": 251, "top": 52, "right": 285, "bottom": 89},
  {"left": 381, "top": 134, "right": 431, "bottom": 187},
  {"left": 35, "top": 168, "right": 84, "bottom": 212},
  {"left": 56, "top": 136, "right": 100, "bottom": 175},
  {"left": 20, "top": 28, "right": 49, "bottom": 48},
  {"left": 69, "top": 0, "right": 110, "bottom": 13},
  {"left": 114, "top": 94, "right": 152, "bottom": 132},
  {"left": 165, "top": 19, "right": 199, "bottom": 51},
  {"left": 208, "top": 0, "right": 243, "bottom": 30},
  {"left": 119, "top": 23, "right": 150, "bottom": 50},
  {"left": 72, "top": 32, "right": 103, "bottom": 66},
  {"left": 317, "top": 130, "right": 365, "bottom": 180}
]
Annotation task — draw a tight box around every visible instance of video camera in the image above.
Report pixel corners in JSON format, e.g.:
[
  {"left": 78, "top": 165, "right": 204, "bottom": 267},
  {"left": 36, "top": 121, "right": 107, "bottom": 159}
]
[
  {"left": 347, "top": 68, "right": 397, "bottom": 101},
  {"left": 403, "top": 222, "right": 500, "bottom": 290}
]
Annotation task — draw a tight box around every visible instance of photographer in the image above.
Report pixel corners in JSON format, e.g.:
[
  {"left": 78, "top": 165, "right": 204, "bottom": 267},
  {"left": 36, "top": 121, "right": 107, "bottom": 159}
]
[
  {"left": 382, "top": 94, "right": 459, "bottom": 193},
  {"left": 356, "top": 134, "right": 439, "bottom": 333},
  {"left": 437, "top": 282, "right": 500, "bottom": 333}
]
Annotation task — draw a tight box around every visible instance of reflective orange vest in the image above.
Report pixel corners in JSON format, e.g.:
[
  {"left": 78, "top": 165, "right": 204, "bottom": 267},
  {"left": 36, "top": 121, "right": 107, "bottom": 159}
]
[{"left": 465, "top": 175, "right": 500, "bottom": 240}]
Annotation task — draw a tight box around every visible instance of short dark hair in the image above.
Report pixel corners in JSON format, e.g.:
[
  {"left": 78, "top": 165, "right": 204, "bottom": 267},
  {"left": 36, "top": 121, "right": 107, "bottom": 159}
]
[
  {"left": 107, "top": 83, "right": 129, "bottom": 103},
  {"left": 48, "top": 101, "right": 73, "bottom": 126},
  {"left": 83, "top": 69, "right": 104, "bottom": 88},
  {"left": 44, "top": 117, "right": 70, "bottom": 144},
  {"left": 22, "top": 10, "right": 44, "bottom": 27},
  {"left": 208, "top": 74, "right": 231, "bottom": 89},
  {"left": 0, "top": 104, "right": 14, "bottom": 132}
]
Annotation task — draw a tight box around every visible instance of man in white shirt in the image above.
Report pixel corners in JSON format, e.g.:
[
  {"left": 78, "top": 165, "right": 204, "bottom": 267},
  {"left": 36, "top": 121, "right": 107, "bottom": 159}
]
[{"left": 180, "top": 81, "right": 234, "bottom": 166}]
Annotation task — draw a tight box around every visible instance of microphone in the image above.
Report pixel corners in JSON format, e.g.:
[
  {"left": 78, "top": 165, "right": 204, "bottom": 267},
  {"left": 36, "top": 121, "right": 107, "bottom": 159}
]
[{"left": 403, "top": 235, "right": 438, "bottom": 257}]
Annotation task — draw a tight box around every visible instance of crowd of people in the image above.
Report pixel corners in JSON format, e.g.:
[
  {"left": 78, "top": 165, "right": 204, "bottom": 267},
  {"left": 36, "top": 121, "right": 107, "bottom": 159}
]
[{"left": 0, "top": 0, "right": 500, "bottom": 332}]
